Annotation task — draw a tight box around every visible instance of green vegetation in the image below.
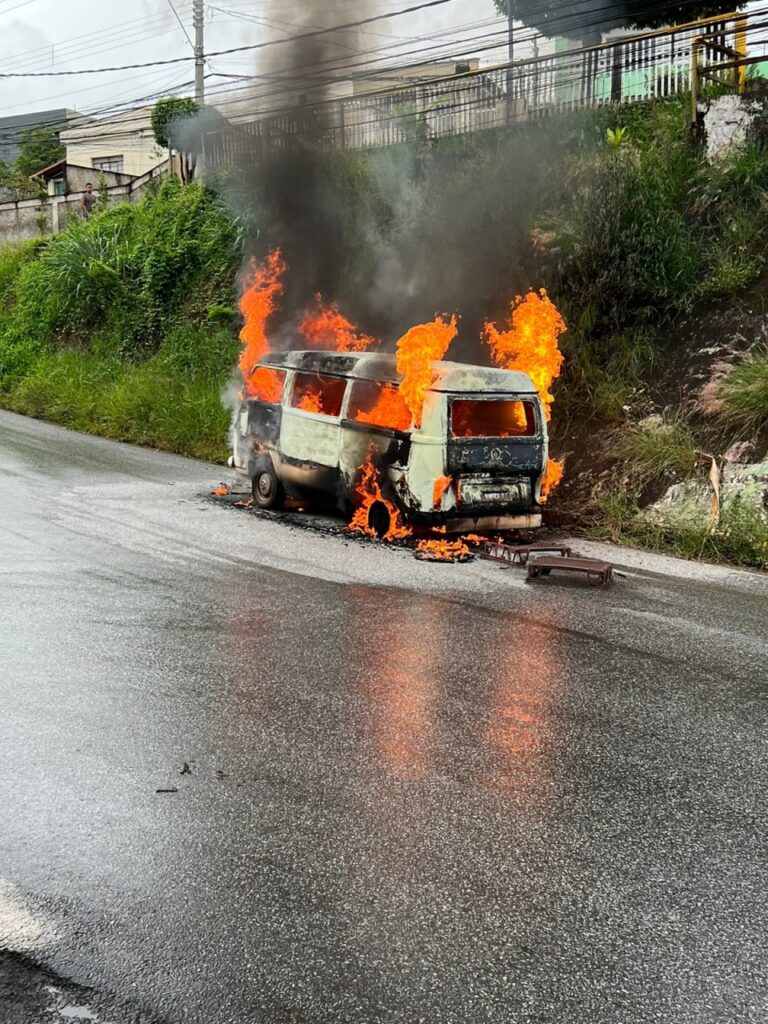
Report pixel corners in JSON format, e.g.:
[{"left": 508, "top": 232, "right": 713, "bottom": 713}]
[
  {"left": 491, "top": 0, "right": 741, "bottom": 37},
  {"left": 0, "top": 179, "right": 240, "bottom": 460},
  {"left": 587, "top": 482, "right": 768, "bottom": 570},
  {"left": 716, "top": 348, "right": 768, "bottom": 427},
  {"left": 615, "top": 415, "right": 700, "bottom": 481}
]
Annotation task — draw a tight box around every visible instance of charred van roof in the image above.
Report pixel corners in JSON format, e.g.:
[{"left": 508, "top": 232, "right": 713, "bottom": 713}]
[{"left": 258, "top": 351, "right": 537, "bottom": 395}]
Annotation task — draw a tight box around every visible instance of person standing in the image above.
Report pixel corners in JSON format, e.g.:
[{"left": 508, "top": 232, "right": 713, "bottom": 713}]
[{"left": 80, "top": 182, "right": 97, "bottom": 218}]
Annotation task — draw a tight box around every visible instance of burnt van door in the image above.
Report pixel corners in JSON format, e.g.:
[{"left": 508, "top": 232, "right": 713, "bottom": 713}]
[{"left": 278, "top": 372, "right": 348, "bottom": 490}]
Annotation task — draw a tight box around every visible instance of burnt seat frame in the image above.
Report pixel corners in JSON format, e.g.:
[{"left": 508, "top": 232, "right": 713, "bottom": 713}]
[
  {"left": 526, "top": 556, "right": 613, "bottom": 588},
  {"left": 480, "top": 541, "right": 573, "bottom": 566}
]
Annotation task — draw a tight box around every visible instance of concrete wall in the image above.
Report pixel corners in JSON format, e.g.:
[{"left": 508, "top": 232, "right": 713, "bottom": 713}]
[{"left": 0, "top": 161, "right": 173, "bottom": 244}]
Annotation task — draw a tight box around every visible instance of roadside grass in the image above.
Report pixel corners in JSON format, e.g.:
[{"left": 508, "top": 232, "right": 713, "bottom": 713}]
[
  {"left": 716, "top": 347, "right": 768, "bottom": 427},
  {"left": 5, "top": 336, "right": 234, "bottom": 463},
  {"left": 614, "top": 413, "right": 700, "bottom": 481},
  {"left": 586, "top": 481, "right": 768, "bottom": 570}
]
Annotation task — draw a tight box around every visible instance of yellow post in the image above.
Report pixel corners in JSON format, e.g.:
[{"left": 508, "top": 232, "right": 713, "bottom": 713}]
[{"left": 735, "top": 13, "right": 748, "bottom": 93}]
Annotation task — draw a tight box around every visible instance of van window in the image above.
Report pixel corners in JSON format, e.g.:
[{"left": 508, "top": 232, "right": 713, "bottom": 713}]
[
  {"left": 451, "top": 399, "right": 537, "bottom": 438},
  {"left": 291, "top": 372, "right": 346, "bottom": 417},
  {"left": 248, "top": 367, "right": 286, "bottom": 404},
  {"left": 347, "top": 380, "right": 411, "bottom": 432}
]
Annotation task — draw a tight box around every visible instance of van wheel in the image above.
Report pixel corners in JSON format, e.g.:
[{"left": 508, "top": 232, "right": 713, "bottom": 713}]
[
  {"left": 368, "top": 500, "right": 392, "bottom": 539},
  {"left": 252, "top": 465, "right": 285, "bottom": 510}
]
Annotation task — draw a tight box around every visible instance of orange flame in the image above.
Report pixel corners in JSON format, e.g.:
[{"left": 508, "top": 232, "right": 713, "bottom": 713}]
[
  {"left": 298, "top": 386, "right": 324, "bottom": 414},
  {"left": 483, "top": 290, "right": 565, "bottom": 422},
  {"left": 355, "top": 384, "right": 411, "bottom": 432},
  {"left": 484, "top": 290, "right": 566, "bottom": 501},
  {"left": 348, "top": 448, "right": 411, "bottom": 542},
  {"left": 432, "top": 475, "right": 452, "bottom": 510},
  {"left": 415, "top": 538, "right": 470, "bottom": 561},
  {"left": 238, "top": 250, "right": 286, "bottom": 400},
  {"left": 299, "top": 295, "right": 376, "bottom": 353},
  {"left": 395, "top": 315, "right": 458, "bottom": 428},
  {"left": 540, "top": 458, "right": 564, "bottom": 503}
]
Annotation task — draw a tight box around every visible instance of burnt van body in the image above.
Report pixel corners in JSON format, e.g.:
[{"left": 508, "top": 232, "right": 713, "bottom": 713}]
[{"left": 230, "top": 350, "right": 548, "bottom": 534}]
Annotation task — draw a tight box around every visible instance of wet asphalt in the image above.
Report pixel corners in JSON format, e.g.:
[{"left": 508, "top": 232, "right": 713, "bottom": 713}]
[{"left": 1, "top": 409, "right": 767, "bottom": 1024}]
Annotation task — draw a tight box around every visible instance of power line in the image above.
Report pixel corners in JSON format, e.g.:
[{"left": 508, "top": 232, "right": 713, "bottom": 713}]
[
  {"left": 0, "top": 0, "right": 462, "bottom": 78},
  {"left": 166, "top": 0, "right": 195, "bottom": 51}
]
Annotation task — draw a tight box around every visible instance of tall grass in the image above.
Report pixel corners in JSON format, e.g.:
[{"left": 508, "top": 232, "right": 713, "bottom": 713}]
[
  {"left": 615, "top": 414, "right": 700, "bottom": 481},
  {"left": 717, "top": 348, "right": 768, "bottom": 427}
]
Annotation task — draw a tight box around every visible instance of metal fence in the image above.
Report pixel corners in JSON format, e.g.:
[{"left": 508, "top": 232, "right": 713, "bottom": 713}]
[{"left": 203, "top": 10, "right": 755, "bottom": 169}]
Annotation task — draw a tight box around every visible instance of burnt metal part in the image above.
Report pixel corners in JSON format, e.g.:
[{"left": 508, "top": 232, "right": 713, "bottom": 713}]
[
  {"left": 458, "top": 473, "right": 532, "bottom": 511},
  {"left": 480, "top": 541, "right": 573, "bottom": 567},
  {"left": 247, "top": 400, "right": 281, "bottom": 447},
  {"left": 526, "top": 556, "right": 614, "bottom": 588},
  {"left": 340, "top": 418, "right": 408, "bottom": 441},
  {"left": 261, "top": 351, "right": 358, "bottom": 376},
  {"left": 447, "top": 439, "right": 544, "bottom": 474}
]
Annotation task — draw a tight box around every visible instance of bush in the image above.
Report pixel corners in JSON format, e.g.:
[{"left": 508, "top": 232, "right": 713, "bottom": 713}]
[
  {"left": 615, "top": 414, "right": 700, "bottom": 481},
  {"left": 716, "top": 348, "right": 768, "bottom": 427}
]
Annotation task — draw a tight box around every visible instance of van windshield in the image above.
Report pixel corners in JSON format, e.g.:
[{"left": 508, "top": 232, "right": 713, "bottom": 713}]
[{"left": 451, "top": 399, "right": 537, "bottom": 438}]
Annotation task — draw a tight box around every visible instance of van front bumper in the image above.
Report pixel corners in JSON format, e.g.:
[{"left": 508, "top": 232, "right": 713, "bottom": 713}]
[{"left": 442, "top": 513, "right": 542, "bottom": 534}]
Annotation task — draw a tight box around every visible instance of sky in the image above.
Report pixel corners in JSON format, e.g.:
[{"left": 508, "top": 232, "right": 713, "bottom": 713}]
[{"left": 0, "top": 0, "right": 511, "bottom": 120}]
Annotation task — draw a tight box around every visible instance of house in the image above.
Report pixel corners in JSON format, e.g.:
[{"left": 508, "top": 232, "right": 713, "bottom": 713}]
[
  {"left": 30, "top": 159, "right": 135, "bottom": 197},
  {"left": 0, "top": 108, "right": 82, "bottom": 167},
  {"left": 59, "top": 107, "right": 168, "bottom": 177}
]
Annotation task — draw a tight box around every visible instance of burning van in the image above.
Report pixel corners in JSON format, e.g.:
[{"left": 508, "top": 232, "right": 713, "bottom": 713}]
[{"left": 229, "top": 350, "right": 549, "bottom": 535}]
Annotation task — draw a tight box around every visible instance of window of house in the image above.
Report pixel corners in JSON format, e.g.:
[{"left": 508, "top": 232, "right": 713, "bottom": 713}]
[
  {"left": 290, "top": 372, "right": 347, "bottom": 417},
  {"left": 52, "top": 177, "right": 65, "bottom": 196},
  {"left": 92, "top": 155, "right": 124, "bottom": 173}
]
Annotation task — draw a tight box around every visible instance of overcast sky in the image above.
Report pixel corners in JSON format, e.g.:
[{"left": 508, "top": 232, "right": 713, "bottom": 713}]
[{"left": 0, "top": 0, "right": 509, "bottom": 119}]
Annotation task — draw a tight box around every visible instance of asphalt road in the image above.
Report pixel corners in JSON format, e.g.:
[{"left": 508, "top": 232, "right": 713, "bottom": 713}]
[{"left": 1, "top": 409, "right": 767, "bottom": 1024}]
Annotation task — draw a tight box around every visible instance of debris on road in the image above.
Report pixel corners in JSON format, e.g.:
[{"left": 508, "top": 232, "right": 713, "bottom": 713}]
[
  {"left": 526, "top": 556, "right": 614, "bottom": 588},
  {"left": 212, "top": 485, "right": 230, "bottom": 497},
  {"left": 155, "top": 788, "right": 179, "bottom": 794},
  {"left": 480, "top": 539, "right": 573, "bottom": 566},
  {"left": 414, "top": 538, "right": 473, "bottom": 562}
]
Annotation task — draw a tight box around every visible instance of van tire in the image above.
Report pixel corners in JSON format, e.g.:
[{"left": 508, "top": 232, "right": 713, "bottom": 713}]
[{"left": 251, "top": 465, "right": 285, "bottom": 510}]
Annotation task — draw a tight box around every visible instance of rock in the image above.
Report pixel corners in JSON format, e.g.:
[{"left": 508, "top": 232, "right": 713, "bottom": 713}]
[
  {"left": 643, "top": 458, "right": 768, "bottom": 529},
  {"left": 724, "top": 441, "right": 754, "bottom": 465},
  {"left": 703, "top": 95, "right": 757, "bottom": 163}
]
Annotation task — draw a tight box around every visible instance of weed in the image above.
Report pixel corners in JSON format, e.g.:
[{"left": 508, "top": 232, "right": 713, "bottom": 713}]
[
  {"left": 615, "top": 414, "right": 700, "bottom": 481},
  {"left": 716, "top": 347, "right": 768, "bottom": 427}
]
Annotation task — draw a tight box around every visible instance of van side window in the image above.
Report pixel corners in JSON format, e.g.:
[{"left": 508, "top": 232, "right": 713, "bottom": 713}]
[
  {"left": 248, "top": 367, "right": 286, "bottom": 404},
  {"left": 347, "top": 380, "right": 411, "bottom": 432},
  {"left": 291, "top": 372, "right": 347, "bottom": 417},
  {"left": 451, "top": 399, "right": 537, "bottom": 438}
]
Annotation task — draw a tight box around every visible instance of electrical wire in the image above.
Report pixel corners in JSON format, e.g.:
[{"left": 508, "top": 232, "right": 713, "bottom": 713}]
[{"left": 0, "top": 0, "right": 464, "bottom": 78}]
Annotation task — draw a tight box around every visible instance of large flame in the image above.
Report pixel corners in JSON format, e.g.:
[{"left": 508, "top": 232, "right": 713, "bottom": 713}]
[
  {"left": 484, "top": 290, "right": 565, "bottom": 420},
  {"left": 484, "top": 290, "right": 566, "bottom": 503},
  {"left": 238, "top": 249, "right": 286, "bottom": 400},
  {"left": 395, "top": 315, "right": 458, "bottom": 428},
  {"left": 299, "top": 295, "right": 376, "bottom": 353},
  {"left": 355, "top": 384, "right": 411, "bottom": 432},
  {"left": 348, "top": 447, "right": 411, "bottom": 542}
]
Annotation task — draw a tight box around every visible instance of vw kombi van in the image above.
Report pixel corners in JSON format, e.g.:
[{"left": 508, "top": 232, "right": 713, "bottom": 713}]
[{"left": 230, "top": 350, "right": 549, "bottom": 534}]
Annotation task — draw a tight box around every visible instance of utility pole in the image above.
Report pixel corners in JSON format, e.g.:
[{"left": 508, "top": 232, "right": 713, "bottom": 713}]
[
  {"left": 506, "top": 2, "right": 515, "bottom": 124},
  {"left": 193, "top": 0, "right": 205, "bottom": 104}
]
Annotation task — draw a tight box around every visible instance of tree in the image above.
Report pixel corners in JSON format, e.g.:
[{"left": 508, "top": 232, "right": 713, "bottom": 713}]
[
  {"left": 151, "top": 97, "right": 200, "bottom": 183},
  {"left": 14, "top": 124, "right": 65, "bottom": 178},
  {"left": 492, "top": 0, "right": 743, "bottom": 39}
]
